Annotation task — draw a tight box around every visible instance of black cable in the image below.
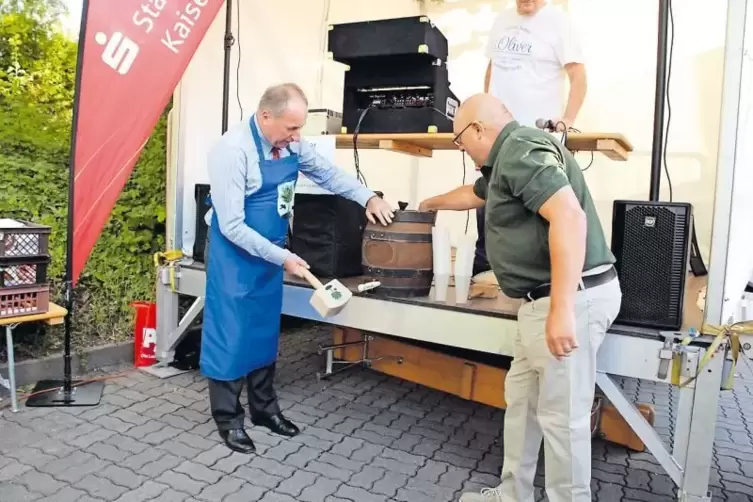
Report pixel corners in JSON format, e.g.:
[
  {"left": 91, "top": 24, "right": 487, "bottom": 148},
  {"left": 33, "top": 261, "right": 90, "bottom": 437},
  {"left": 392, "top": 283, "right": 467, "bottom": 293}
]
[
  {"left": 663, "top": 0, "right": 675, "bottom": 202},
  {"left": 462, "top": 151, "right": 469, "bottom": 233},
  {"left": 352, "top": 107, "right": 372, "bottom": 186},
  {"left": 580, "top": 151, "right": 594, "bottom": 172},
  {"left": 235, "top": 0, "right": 243, "bottom": 118}
]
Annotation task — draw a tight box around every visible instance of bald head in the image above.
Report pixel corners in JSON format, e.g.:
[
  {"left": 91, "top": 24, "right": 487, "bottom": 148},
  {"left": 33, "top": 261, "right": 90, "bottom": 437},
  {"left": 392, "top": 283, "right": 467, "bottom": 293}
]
[
  {"left": 456, "top": 93, "right": 513, "bottom": 130},
  {"left": 452, "top": 94, "right": 514, "bottom": 167}
]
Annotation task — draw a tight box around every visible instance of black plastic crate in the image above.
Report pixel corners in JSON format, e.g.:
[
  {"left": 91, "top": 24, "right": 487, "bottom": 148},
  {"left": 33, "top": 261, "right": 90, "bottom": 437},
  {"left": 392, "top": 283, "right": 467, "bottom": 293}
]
[
  {"left": 0, "top": 255, "right": 50, "bottom": 289},
  {"left": 0, "top": 219, "right": 51, "bottom": 259}
]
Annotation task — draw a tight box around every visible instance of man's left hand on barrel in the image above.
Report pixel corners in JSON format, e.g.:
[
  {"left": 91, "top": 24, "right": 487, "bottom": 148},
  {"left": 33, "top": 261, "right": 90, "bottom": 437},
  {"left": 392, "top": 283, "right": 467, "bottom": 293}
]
[{"left": 365, "top": 195, "right": 395, "bottom": 225}]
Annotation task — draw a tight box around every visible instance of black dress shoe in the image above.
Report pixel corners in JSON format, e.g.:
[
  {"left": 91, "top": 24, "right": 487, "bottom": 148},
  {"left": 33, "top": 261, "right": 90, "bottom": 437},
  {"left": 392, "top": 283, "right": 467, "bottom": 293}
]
[
  {"left": 219, "top": 428, "right": 256, "bottom": 454},
  {"left": 251, "top": 412, "right": 300, "bottom": 437}
]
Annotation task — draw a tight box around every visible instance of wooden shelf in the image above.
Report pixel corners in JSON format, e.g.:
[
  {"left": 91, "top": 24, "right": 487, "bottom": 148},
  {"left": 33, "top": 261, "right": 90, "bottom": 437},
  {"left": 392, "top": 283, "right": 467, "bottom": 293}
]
[{"left": 335, "top": 131, "right": 634, "bottom": 161}]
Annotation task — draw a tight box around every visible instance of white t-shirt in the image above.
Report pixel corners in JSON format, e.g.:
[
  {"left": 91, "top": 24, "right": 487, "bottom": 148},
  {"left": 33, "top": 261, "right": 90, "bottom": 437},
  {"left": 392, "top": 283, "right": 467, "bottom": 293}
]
[{"left": 485, "top": 4, "right": 584, "bottom": 128}]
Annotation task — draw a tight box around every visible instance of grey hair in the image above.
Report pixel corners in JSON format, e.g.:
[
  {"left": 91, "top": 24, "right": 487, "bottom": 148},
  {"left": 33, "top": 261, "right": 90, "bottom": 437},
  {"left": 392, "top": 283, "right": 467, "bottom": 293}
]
[{"left": 257, "top": 83, "right": 308, "bottom": 117}]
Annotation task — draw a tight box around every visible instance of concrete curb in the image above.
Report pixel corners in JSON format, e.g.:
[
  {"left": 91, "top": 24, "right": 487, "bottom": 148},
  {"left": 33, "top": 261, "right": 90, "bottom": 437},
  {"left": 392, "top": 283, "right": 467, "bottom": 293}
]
[{"left": 0, "top": 341, "right": 133, "bottom": 392}]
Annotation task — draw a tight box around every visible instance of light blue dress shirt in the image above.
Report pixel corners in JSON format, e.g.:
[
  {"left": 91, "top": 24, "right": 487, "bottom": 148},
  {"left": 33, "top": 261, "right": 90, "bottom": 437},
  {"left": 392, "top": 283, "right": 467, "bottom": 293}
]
[{"left": 204, "top": 114, "right": 374, "bottom": 267}]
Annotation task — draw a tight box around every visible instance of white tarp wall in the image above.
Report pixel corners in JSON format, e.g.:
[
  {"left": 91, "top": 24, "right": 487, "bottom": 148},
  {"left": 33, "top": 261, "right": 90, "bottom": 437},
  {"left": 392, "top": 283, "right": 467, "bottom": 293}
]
[{"left": 170, "top": 0, "right": 753, "bottom": 315}]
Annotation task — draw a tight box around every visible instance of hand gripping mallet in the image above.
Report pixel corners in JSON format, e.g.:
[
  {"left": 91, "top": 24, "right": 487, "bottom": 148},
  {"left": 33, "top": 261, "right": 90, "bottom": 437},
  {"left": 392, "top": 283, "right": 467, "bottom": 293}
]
[{"left": 299, "top": 268, "right": 353, "bottom": 317}]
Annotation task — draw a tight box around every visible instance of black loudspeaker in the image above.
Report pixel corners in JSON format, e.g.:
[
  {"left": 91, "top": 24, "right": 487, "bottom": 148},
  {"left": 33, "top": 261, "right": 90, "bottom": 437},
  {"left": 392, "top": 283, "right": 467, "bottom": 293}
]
[
  {"left": 291, "top": 194, "right": 367, "bottom": 278},
  {"left": 328, "top": 16, "right": 449, "bottom": 62},
  {"left": 610, "top": 200, "right": 693, "bottom": 330},
  {"left": 193, "top": 184, "right": 211, "bottom": 263}
]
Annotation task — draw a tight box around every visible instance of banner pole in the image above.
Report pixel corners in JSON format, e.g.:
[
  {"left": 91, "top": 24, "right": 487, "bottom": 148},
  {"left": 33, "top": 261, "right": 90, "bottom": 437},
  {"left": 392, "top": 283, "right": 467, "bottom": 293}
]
[
  {"left": 221, "top": 0, "right": 234, "bottom": 134},
  {"left": 27, "top": 0, "right": 104, "bottom": 408}
]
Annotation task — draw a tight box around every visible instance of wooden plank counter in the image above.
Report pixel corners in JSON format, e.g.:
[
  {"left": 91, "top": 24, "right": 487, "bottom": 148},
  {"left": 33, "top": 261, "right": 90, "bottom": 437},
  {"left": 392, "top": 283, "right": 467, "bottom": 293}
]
[
  {"left": 284, "top": 272, "right": 706, "bottom": 332},
  {"left": 335, "top": 131, "right": 634, "bottom": 161}
]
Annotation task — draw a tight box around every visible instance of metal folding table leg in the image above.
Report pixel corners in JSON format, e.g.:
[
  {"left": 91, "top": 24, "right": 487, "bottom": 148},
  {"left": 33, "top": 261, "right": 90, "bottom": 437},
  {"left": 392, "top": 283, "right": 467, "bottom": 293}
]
[
  {"left": 596, "top": 371, "right": 684, "bottom": 486},
  {"left": 677, "top": 344, "right": 724, "bottom": 502},
  {"left": 3, "top": 324, "right": 19, "bottom": 412}
]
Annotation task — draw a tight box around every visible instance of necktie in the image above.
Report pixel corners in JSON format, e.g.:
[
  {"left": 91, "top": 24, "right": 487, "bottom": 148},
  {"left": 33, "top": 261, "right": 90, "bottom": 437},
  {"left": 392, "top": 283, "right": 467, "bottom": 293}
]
[{"left": 271, "top": 147, "right": 280, "bottom": 160}]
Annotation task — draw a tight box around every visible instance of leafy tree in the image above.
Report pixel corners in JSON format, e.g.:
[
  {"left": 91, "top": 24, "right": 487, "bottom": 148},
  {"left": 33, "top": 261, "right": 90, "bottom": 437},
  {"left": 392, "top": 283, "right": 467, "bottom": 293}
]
[{"left": 0, "top": 0, "right": 167, "bottom": 360}]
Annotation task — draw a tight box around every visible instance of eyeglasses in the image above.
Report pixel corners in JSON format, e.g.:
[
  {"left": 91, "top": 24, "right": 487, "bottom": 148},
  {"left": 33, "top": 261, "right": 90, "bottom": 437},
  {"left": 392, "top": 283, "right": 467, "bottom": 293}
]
[{"left": 452, "top": 121, "right": 481, "bottom": 146}]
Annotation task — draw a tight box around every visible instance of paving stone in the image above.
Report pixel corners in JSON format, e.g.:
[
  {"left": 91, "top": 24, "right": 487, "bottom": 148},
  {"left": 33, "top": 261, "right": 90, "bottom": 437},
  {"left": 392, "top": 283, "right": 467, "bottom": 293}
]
[
  {"left": 438, "top": 465, "right": 472, "bottom": 490},
  {"left": 335, "top": 484, "right": 390, "bottom": 502},
  {"left": 112, "top": 480, "right": 168, "bottom": 502},
  {"left": 0, "top": 482, "right": 42, "bottom": 501},
  {"left": 147, "top": 490, "right": 192, "bottom": 502},
  {"left": 276, "top": 470, "right": 319, "bottom": 497},
  {"left": 14, "top": 469, "right": 67, "bottom": 496},
  {"left": 73, "top": 474, "right": 128, "bottom": 501},
  {"left": 35, "top": 486, "right": 87, "bottom": 502},
  {"left": 156, "top": 437, "right": 203, "bottom": 458},
  {"left": 64, "top": 426, "right": 117, "bottom": 449},
  {"left": 298, "top": 476, "right": 342, "bottom": 502},
  {"left": 155, "top": 470, "right": 207, "bottom": 496},
  {"left": 224, "top": 484, "right": 267, "bottom": 502},
  {"left": 372, "top": 471, "right": 409, "bottom": 497},
  {"left": 98, "top": 464, "right": 148, "bottom": 489},
  {"left": 123, "top": 420, "right": 167, "bottom": 440},
  {"left": 284, "top": 445, "right": 323, "bottom": 469},
  {"left": 4, "top": 446, "right": 57, "bottom": 469},
  {"left": 234, "top": 465, "right": 284, "bottom": 489},
  {"left": 194, "top": 475, "right": 245, "bottom": 502},
  {"left": 174, "top": 460, "right": 224, "bottom": 484},
  {"left": 175, "top": 431, "right": 220, "bottom": 450},
  {"left": 332, "top": 417, "right": 365, "bottom": 435},
  {"left": 212, "top": 452, "right": 252, "bottom": 474},
  {"left": 371, "top": 454, "right": 422, "bottom": 476},
  {"left": 160, "top": 413, "right": 197, "bottom": 431},
  {"left": 259, "top": 492, "right": 297, "bottom": 502},
  {"left": 250, "top": 457, "right": 296, "bottom": 479},
  {"left": 142, "top": 425, "right": 183, "bottom": 445}
]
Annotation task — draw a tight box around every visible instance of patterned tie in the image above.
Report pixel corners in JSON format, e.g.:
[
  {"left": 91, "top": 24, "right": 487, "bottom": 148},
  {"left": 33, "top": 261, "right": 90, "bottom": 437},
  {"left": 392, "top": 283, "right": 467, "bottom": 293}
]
[{"left": 271, "top": 147, "right": 280, "bottom": 160}]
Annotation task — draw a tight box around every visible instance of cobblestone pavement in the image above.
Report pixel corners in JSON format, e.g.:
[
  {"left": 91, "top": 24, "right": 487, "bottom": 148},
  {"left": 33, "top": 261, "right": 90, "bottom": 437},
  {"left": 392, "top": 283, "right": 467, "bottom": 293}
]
[{"left": 1, "top": 323, "right": 753, "bottom": 502}]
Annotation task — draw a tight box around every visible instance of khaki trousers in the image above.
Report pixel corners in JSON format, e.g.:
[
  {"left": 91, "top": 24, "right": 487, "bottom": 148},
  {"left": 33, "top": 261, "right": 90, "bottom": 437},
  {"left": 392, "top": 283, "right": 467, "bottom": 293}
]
[{"left": 499, "top": 277, "right": 622, "bottom": 502}]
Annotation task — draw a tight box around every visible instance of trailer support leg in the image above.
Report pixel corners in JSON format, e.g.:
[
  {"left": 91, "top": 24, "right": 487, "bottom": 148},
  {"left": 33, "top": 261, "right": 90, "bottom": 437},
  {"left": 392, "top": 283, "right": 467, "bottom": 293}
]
[{"left": 597, "top": 339, "right": 724, "bottom": 502}]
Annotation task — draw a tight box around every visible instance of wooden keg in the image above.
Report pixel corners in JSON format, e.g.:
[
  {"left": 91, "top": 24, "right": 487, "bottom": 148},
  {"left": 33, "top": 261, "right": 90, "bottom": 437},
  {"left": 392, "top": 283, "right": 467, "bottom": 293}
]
[{"left": 361, "top": 208, "right": 437, "bottom": 298}]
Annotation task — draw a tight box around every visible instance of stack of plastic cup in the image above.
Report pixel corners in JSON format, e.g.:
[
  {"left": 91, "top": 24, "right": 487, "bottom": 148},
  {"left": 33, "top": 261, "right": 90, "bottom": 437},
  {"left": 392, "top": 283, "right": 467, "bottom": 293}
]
[
  {"left": 454, "top": 236, "right": 475, "bottom": 304},
  {"left": 431, "top": 226, "right": 452, "bottom": 302}
]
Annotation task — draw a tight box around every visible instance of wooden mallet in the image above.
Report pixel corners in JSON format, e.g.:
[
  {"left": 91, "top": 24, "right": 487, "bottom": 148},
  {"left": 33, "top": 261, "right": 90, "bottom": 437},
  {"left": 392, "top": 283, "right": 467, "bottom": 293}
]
[{"left": 299, "top": 268, "right": 352, "bottom": 317}]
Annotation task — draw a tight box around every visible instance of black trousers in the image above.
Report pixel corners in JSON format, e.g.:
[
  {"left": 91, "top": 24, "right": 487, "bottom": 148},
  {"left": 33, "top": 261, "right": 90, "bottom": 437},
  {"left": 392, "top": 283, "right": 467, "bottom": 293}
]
[
  {"left": 208, "top": 364, "right": 281, "bottom": 431},
  {"left": 203, "top": 233, "right": 281, "bottom": 431}
]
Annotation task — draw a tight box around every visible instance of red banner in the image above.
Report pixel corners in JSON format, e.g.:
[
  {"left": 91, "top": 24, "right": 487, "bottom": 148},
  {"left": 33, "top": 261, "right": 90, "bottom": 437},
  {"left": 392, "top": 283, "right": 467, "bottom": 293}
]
[{"left": 71, "top": 0, "right": 224, "bottom": 284}]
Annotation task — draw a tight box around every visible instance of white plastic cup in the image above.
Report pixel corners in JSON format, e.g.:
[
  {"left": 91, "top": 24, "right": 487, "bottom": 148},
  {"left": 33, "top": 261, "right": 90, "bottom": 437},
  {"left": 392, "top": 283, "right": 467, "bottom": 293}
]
[
  {"left": 432, "top": 226, "right": 452, "bottom": 301},
  {"left": 434, "top": 273, "right": 450, "bottom": 302},
  {"left": 455, "top": 275, "right": 472, "bottom": 304},
  {"left": 454, "top": 237, "right": 475, "bottom": 304}
]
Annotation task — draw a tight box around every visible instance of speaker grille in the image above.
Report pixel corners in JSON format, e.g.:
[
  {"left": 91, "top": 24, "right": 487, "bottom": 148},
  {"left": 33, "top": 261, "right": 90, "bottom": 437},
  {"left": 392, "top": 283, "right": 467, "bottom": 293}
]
[{"left": 611, "top": 201, "right": 692, "bottom": 330}]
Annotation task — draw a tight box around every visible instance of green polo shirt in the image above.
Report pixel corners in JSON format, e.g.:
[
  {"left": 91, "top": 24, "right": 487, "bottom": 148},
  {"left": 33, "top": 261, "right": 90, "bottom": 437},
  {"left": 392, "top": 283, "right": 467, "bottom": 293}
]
[{"left": 473, "top": 121, "right": 615, "bottom": 299}]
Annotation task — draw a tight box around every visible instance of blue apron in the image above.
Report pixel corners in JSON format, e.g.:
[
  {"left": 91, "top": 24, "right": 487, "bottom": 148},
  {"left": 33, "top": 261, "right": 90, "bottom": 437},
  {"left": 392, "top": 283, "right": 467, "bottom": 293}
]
[{"left": 200, "top": 117, "right": 299, "bottom": 381}]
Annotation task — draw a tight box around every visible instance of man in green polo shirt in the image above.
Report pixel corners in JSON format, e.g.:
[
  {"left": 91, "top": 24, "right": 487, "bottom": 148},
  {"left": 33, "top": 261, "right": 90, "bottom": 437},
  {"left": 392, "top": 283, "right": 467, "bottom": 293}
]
[{"left": 418, "top": 93, "right": 622, "bottom": 502}]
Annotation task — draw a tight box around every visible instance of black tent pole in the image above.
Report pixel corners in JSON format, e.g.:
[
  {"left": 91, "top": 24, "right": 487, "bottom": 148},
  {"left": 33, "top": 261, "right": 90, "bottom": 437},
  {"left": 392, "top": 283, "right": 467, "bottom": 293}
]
[
  {"left": 649, "top": 0, "right": 670, "bottom": 201},
  {"left": 222, "top": 0, "right": 234, "bottom": 134},
  {"left": 27, "top": 0, "right": 104, "bottom": 407}
]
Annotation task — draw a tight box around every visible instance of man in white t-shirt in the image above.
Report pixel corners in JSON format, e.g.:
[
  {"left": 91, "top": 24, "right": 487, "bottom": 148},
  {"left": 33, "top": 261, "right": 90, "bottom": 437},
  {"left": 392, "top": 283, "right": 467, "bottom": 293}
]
[
  {"left": 468, "top": 0, "right": 587, "bottom": 290},
  {"left": 484, "top": 0, "right": 586, "bottom": 130}
]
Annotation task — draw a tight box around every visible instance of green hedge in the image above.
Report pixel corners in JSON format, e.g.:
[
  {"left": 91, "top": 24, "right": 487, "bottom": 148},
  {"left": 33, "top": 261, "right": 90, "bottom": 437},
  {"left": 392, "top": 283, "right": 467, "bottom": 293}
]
[{"left": 0, "top": 1, "right": 167, "bottom": 360}]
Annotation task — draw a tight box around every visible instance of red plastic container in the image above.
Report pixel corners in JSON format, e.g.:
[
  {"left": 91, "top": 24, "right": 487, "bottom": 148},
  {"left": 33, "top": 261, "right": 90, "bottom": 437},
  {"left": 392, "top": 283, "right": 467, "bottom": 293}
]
[{"left": 131, "top": 301, "right": 157, "bottom": 367}]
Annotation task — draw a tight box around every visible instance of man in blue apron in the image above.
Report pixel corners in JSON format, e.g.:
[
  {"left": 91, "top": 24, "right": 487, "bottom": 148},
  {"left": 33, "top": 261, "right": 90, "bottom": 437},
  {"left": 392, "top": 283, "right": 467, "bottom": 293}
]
[{"left": 202, "top": 83, "right": 394, "bottom": 454}]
